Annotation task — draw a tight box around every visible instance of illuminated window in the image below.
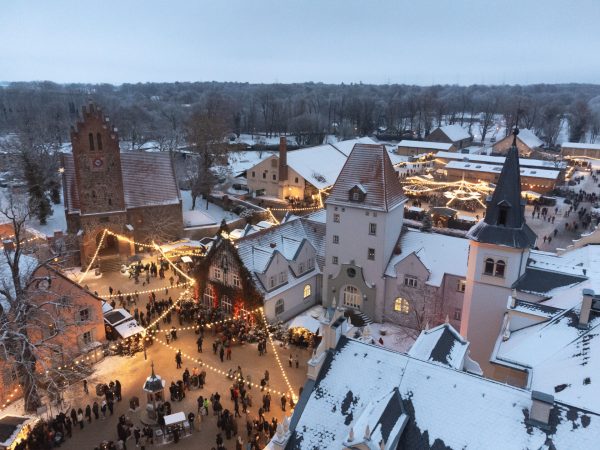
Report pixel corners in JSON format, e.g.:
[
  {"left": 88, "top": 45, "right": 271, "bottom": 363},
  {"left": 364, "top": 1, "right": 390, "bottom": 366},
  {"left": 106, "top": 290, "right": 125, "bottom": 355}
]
[
  {"left": 203, "top": 285, "right": 215, "bottom": 306},
  {"left": 342, "top": 285, "right": 361, "bottom": 309},
  {"left": 394, "top": 297, "right": 410, "bottom": 314},
  {"left": 303, "top": 284, "right": 311, "bottom": 299},
  {"left": 221, "top": 295, "right": 232, "bottom": 313}
]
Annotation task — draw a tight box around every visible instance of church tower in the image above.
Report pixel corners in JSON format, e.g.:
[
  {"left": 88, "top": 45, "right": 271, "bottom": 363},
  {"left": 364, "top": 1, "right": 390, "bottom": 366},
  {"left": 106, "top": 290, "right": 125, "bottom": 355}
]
[
  {"left": 323, "top": 144, "right": 407, "bottom": 322},
  {"left": 69, "top": 103, "right": 132, "bottom": 264},
  {"left": 460, "top": 128, "right": 537, "bottom": 375},
  {"left": 71, "top": 103, "right": 126, "bottom": 214}
]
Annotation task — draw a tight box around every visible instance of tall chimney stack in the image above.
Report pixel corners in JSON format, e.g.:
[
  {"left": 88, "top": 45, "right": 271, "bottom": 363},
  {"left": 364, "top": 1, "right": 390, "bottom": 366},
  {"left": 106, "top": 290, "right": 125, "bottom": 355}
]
[
  {"left": 579, "top": 288, "right": 594, "bottom": 328},
  {"left": 279, "top": 136, "right": 288, "bottom": 182}
]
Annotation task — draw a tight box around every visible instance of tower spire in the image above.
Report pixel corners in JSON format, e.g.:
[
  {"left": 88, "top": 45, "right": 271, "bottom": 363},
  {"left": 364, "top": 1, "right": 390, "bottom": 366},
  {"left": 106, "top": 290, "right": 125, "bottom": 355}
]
[{"left": 466, "top": 126, "right": 536, "bottom": 249}]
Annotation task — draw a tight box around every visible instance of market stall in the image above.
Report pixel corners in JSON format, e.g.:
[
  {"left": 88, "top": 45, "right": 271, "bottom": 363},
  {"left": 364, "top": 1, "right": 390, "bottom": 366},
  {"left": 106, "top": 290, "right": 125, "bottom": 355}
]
[
  {"left": 158, "top": 412, "right": 190, "bottom": 444},
  {"left": 287, "top": 315, "right": 321, "bottom": 347}
]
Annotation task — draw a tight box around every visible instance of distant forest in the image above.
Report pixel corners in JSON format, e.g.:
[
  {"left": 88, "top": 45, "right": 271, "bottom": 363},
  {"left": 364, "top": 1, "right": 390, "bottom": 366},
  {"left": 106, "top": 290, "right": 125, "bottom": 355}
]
[{"left": 1, "top": 81, "right": 600, "bottom": 150}]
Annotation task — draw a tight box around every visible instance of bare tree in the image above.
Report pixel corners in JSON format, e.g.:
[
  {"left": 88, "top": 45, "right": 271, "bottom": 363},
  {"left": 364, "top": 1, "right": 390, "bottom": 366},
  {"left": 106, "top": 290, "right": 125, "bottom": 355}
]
[
  {"left": 0, "top": 192, "right": 90, "bottom": 412},
  {"left": 568, "top": 100, "right": 591, "bottom": 142},
  {"left": 186, "top": 107, "right": 230, "bottom": 210}
]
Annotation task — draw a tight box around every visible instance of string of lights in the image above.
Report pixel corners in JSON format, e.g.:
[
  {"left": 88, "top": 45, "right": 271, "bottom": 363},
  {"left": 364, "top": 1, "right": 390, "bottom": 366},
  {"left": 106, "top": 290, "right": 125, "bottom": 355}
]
[
  {"left": 100, "top": 282, "right": 191, "bottom": 299},
  {"left": 259, "top": 307, "right": 297, "bottom": 402},
  {"left": 1, "top": 386, "right": 21, "bottom": 409},
  {"left": 153, "top": 336, "right": 287, "bottom": 397},
  {"left": 78, "top": 229, "right": 107, "bottom": 284}
]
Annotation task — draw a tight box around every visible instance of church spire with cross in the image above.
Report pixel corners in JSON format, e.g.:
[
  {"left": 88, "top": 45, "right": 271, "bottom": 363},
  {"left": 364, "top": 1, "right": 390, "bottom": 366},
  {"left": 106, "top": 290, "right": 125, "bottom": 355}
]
[{"left": 466, "top": 127, "right": 537, "bottom": 249}]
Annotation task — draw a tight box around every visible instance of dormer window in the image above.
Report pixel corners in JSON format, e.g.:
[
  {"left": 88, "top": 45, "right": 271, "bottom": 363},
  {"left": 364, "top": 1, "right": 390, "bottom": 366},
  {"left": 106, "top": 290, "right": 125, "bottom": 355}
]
[{"left": 349, "top": 184, "right": 367, "bottom": 202}]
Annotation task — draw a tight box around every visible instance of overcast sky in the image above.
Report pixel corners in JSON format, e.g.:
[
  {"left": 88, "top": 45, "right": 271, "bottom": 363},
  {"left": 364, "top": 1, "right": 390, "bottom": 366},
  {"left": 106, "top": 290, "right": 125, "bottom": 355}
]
[{"left": 1, "top": 0, "right": 599, "bottom": 85}]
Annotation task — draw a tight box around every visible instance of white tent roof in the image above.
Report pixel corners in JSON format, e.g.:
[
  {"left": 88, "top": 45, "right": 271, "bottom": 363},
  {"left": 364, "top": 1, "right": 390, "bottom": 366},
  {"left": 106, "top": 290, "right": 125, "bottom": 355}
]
[
  {"left": 164, "top": 411, "right": 187, "bottom": 426},
  {"left": 113, "top": 319, "right": 145, "bottom": 339},
  {"left": 288, "top": 315, "right": 320, "bottom": 333}
]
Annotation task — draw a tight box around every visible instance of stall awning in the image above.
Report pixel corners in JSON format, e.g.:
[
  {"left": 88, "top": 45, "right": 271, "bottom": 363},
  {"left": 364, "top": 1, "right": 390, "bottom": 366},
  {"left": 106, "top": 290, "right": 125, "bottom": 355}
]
[
  {"left": 114, "top": 320, "right": 145, "bottom": 339},
  {"left": 181, "top": 256, "right": 193, "bottom": 264},
  {"left": 288, "top": 315, "right": 320, "bottom": 334},
  {"left": 164, "top": 412, "right": 187, "bottom": 426}
]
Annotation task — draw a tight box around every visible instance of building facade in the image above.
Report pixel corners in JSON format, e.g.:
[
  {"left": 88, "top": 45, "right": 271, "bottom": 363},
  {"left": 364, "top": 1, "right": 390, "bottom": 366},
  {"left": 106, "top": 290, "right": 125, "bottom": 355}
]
[{"left": 62, "top": 104, "right": 183, "bottom": 266}]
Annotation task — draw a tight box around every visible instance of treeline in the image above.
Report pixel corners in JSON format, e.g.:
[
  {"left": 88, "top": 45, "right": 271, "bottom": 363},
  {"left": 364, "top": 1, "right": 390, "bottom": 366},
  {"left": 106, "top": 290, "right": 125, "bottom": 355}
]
[{"left": 1, "top": 81, "right": 600, "bottom": 150}]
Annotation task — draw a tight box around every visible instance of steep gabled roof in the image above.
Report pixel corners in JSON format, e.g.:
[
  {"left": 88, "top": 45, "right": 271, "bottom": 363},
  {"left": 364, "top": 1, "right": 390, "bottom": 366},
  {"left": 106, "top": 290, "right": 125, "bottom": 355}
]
[
  {"left": 62, "top": 152, "right": 180, "bottom": 213},
  {"left": 327, "top": 144, "right": 407, "bottom": 212},
  {"left": 437, "top": 124, "right": 471, "bottom": 142}
]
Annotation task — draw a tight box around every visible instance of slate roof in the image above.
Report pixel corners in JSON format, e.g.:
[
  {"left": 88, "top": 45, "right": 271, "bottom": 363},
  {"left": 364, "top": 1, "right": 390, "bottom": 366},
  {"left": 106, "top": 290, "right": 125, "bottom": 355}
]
[
  {"left": 287, "top": 335, "right": 600, "bottom": 450},
  {"left": 397, "top": 140, "right": 453, "bottom": 151},
  {"left": 514, "top": 267, "right": 587, "bottom": 294},
  {"left": 408, "top": 323, "right": 468, "bottom": 370},
  {"left": 467, "top": 133, "right": 537, "bottom": 249},
  {"left": 385, "top": 228, "right": 469, "bottom": 287},
  {"left": 235, "top": 216, "right": 326, "bottom": 295},
  {"left": 327, "top": 144, "right": 407, "bottom": 212},
  {"left": 62, "top": 152, "right": 180, "bottom": 214},
  {"left": 496, "top": 303, "right": 600, "bottom": 412}
]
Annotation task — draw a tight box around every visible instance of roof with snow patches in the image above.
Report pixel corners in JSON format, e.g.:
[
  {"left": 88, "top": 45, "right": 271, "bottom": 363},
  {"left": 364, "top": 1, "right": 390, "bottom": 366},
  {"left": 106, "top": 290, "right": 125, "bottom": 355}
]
[{"left": 287, "top": 335, "right": 600, "bottom": 450}]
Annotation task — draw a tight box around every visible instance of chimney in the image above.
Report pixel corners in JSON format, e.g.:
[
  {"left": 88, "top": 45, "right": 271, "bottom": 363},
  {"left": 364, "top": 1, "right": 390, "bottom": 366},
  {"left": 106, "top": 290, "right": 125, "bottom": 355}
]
[
  {"left": 2, "top": 239, "right": 15, "bottom": 252},
  {"left": 528, "top": 391, "right": 554, "bottom": 429},
  {"left": 279, "top": 136, "right": 288, "bottom": 182},
  {"left": 579, "top": 289, "right": 594, "bottom": 328}
]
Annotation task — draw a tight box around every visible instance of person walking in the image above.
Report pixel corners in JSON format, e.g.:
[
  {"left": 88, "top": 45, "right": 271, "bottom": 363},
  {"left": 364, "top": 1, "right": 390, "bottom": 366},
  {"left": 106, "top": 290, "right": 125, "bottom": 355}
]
[
  {"left": 83, "top": 379, "right": 89, "bottom": 395},
  {"left": 92, "top": 401, "right": 99, "bottom": 420},
  {"left": 219, "top": 346, "right": 225, "bottom": 363},
  {"left": 85, "top": 404, "right": 92, "bottom": 423},
  {"left": 176, "top": 350, "right": 183, "bottom": 369},
  {"left": 280, "top": 394, "right": 287, "bottom": 411},
  {"left": 115, "top": 379, "right": 122, "bottom": 401},
  {"left": 197, "top": 336, "right": 203, "bottom": 353},
  {"left": 101, "top": 400, "right": 107, "bottom": 419},
  {"left": 288, "top": 354, "right": 293, "bottom": 368},
  {"left": 77, "top": 408, "right": 84, "bottom": 429}
]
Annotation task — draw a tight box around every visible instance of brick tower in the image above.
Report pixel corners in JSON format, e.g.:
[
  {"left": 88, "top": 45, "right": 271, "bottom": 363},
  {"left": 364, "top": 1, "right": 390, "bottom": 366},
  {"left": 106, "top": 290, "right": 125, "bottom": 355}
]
[{"left": 68, "top": 103, "right": 133, "bottom": 265}]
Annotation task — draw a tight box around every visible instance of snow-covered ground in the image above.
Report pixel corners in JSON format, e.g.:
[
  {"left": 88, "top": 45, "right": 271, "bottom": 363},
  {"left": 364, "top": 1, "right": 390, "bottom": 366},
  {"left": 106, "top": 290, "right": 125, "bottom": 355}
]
[{"left": 180, "top": 190, "right": 239, "bottom": 228}]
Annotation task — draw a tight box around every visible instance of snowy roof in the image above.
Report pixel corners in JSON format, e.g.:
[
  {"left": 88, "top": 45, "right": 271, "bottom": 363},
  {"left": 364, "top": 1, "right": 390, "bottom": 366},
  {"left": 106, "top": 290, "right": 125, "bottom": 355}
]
[
  {"left": 286, "top": 144, "right": 348, "bottom": 190},
  {"left": 397, "top": 140, "right": 453, "bottom": 151},
  {"left": 408, "top": 323, "right": 468, "bottom": 370},
  {"left": 114, "top": 319, "right": 145, "bottom": 339},
  {"left": 435, "top": 151, "right": 567, "bottom": 170},
  {"left": 228, "top": 150, "right": 275, "bottom": 176},
  {"left": 561, "top": 142, "right": 600, "bottom": 151},
  {"left": 330, "top": 136, "right": 377, "bottom": 156},
  {"left": 385, "top": 228, "right": 469, "bottom": 287},
  {"left": 526, "top": 246, "right": 600, "bottom": 308},
  {"left": 495, "top": 301, "right": 600, "bottom": 413},
  {"left": 494, "top": 128, "right": 543, "bottom": 150},
  {"left": 517, "top": 128, "right": 544, "bottom": 149},
  {"left": 235, "top": 216, "right": 326, "bottom": 295},
  {"left": 288, "top": 336, "right": 600, "bottom": 450},
  {"left": 62, "top": 152, "right": 180, "bottom": 213},
  {"left": 445, "top": 160, "right": 560, "bottom": 180},
  {"left": 436, "top": 124, "right": 471, "bottom": 142}
]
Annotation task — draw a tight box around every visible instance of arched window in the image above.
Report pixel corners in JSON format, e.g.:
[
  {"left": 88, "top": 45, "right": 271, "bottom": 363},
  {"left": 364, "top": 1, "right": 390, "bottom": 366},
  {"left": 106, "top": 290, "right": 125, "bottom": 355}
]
[
  {"left": 484, "top": 258, "right": 495, "bottom": 275},
  {"left": 495, "top": 260, "right": 506, "bottom": 278},
  {"left": 394, "top": 297, "right": 410, "bottom": 314},
  {"left": 342, "top": 285, "right": 361, "bottom": 309},
  {"left": 88, "top": 133, "right": 95, "bottom": 151},
  {"left": 221, "top": 295, "right": 232, "bottom": 313},
  {"left": 97, "top": 133, "right": 103, "bottom": 150},
  {"left": 203, "top": 285, "right": 215, "bottom": 307},
  {"left": 303, "top": 284, "right": 311, "bottom": 299},
  {"left": 275, "top": 299, "right": 284, "bottom": 315}
]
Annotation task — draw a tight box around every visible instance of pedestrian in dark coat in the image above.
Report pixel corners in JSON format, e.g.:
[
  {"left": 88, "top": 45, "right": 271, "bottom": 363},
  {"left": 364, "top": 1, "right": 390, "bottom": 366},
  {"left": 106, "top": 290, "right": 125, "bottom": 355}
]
[
  {"left": 85, "top": 404, "right": 92, "bottom": 423},
  {"left": 93, "top": 401, "right": 99, "bottom": 419}
]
